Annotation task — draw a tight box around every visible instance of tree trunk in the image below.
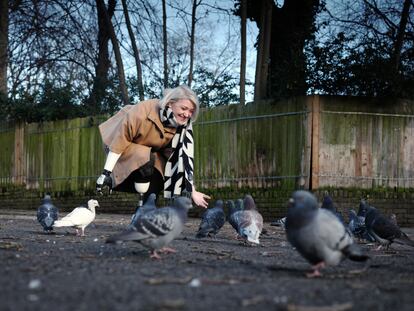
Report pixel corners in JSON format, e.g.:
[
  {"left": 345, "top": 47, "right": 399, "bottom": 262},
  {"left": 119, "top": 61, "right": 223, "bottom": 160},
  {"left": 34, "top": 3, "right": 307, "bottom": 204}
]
[
  {"left": 89, "top": 0, "right": 116, "bottom": 114},
  {"left": 242, "top": 0, "right": 320, "bottom": 100},
  {"left": 162, "top": 0, "right": 168, "bottom": 88},
  {"left": 121, "top": 0, "right": 144, "bottom": 101},
  {"left": 240, "top": 0, "right": 246, "bottom": 105},
  {"left": 392, "top": 0, "right": 412, "bottom": 73},
  {"left": 253, "top": 0, "right": 272, "bottom": 100},
  {"left": 99, "top": 0, "right": 129, "bottom": 106},
  {"left": 188, "top": 0, "right": 199, "bottom": 87},
  {"left": 0, "top": 0, "right": 8, "bottom": 95}
]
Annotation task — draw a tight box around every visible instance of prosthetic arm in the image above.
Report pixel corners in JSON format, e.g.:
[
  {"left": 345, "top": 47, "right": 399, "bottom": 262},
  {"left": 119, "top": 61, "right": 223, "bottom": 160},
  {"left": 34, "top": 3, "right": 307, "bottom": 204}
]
[{"left": 96, "top": 151, "right": 121, "bottom": 195}]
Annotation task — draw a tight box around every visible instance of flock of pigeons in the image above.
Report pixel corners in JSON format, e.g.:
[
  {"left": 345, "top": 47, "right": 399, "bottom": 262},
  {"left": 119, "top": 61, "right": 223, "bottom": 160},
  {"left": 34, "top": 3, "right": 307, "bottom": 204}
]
[{"left": 36, "top": 190, "right": 414, "bottom": 276}]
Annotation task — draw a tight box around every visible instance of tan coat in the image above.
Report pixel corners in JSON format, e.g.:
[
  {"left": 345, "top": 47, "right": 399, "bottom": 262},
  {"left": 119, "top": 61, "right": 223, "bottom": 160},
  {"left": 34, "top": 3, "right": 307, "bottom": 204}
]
[{"left": 99, "top": 99, "right": 176, "bottom": 187}]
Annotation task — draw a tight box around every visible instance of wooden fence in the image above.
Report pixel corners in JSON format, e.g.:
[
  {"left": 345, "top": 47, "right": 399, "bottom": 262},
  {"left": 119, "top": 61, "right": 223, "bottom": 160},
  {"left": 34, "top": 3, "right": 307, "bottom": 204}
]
[{"left": 0, "top": 95, "right": 413, "bottom": 193}]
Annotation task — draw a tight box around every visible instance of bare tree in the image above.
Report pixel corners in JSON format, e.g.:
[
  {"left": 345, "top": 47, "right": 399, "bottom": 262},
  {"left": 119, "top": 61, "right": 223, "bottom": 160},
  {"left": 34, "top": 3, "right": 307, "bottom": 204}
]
[
  {"left": 187, "top": 0, "right": 201, "bottom": 87},
  {"left": 98, "top": 0, "right": 129, "bottom": 106},
  {"left": 121, "top": 0, "right": 144, "bottom": 100},
  {"left": 252, "top": 0, "right": 272, "bottom": 100},
  {"left": 239, "top": 0, "right": 246, "bottom": 105},
  {"left": 89, "top": 0, "right": 115, "bottom": 114},
  {"left": 311, "top": 0, "right": 414, "bottom": 97},
  {"left": 391, "top": 0, "right": 412, "bottom": 73},
  {"left": 0, "top": 0, "right": 8, "bottom": 95},
  {"left": 162, "top": 0, "right": 168, "bottom": 88}
]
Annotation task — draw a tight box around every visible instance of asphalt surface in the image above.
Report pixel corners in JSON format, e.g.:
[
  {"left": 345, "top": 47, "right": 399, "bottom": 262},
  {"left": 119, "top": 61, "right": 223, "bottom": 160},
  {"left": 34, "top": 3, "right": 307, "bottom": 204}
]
[{"left": 1, "top": 209, "right": 414, "bottom": 311}]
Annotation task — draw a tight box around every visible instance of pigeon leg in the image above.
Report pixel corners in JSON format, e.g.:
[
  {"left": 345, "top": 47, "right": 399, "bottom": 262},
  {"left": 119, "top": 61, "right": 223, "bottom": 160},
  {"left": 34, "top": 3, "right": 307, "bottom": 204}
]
[
  {"left": 150, "top": 250, "right": 162, "bottom": 260},
  {"left": 159, "top": 247, "right": 177, "bottom": 254},
  {"left": 306, "top": 262, "right": 325, "bottom": 278},
  {"left": 75, "top": 229, "right": 80, "bottom": 236}
]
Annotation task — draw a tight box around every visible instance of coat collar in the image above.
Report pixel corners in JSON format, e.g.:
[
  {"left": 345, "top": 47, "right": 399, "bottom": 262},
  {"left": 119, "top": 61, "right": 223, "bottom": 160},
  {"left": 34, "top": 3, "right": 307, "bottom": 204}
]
[{"left": 147, "top": 100, "right": 176, "bottom": 135}]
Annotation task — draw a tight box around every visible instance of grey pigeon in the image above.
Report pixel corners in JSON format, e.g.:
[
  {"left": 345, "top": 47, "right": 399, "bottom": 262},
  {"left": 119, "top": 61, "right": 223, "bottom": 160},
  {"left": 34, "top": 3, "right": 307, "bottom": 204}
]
[
  {"left": 365, "top": 205, "right": 414, "bottom": 250},
  {"left": 53, "top": 199, "right": 99, "bottom": 236},
  {"left": 236, "top": 195, "right": 263, "bottom": 244},
  {"left": 348, "top": 208, "right": 375, "bottom": 242},
  {"left": 347, "top": 209, "right": 366, "bottom": 238},
  {"left": 37, "top": 194, "right": 58, "bottom": 232},
  {"left": 227, "top": 199, "right": 243, "bottom": 234},
  {"left": 107, "top": 196, "right": 193, "bottom": 259},
  {"left": 128, "top": 193, "right": 157, "bottom": 229},
  {"left": 285, "top": 190, "right": 369, "bottom": 277},
  {"left": 196, "top": 200, "right": 226, "bottom": 238},
  {"left": 321, "top": 192, "right": 344, "bottom": 224}
]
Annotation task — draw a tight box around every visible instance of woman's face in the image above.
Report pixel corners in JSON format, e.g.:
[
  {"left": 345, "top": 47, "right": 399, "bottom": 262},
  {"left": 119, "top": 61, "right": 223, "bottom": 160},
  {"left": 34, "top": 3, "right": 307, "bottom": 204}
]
[{"left": 169, "top": 99, "right": 195, "bottom": 125}]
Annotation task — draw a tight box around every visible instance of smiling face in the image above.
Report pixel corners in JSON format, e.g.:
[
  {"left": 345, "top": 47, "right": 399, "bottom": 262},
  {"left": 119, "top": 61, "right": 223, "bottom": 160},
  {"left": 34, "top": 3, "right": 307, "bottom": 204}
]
[{"left": 168, "top": 99, "right": 195, "bottom": 125}]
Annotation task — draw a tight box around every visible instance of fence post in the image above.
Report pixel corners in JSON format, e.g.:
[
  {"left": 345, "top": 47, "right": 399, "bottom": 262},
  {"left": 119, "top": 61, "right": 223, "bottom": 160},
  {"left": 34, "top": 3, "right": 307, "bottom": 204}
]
[
  {"left": 311, "top": 95, "right": 320, "bottom": 189},
  {"left": 13, "top": 122, "right": 25, "bottom": 185}
]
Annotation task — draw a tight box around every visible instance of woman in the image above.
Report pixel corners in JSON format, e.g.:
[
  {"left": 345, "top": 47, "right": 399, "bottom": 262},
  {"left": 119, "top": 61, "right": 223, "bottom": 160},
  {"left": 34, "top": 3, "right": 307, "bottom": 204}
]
[{"left": 96, "top": 85, "right": 210, "bottom": 208}]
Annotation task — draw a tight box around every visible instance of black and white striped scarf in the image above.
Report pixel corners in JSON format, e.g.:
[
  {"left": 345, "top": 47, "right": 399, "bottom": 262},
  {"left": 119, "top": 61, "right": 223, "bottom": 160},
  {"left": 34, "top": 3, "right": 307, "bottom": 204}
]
[{"left": 160, "top": 106, "right": 194, "bottom": 198}]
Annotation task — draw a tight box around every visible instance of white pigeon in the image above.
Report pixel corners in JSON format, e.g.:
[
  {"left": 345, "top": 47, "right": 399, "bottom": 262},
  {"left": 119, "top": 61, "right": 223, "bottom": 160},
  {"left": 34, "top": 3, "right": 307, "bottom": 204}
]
[{"left": 53, "top": 199, "right": 99, "bottom": 236}]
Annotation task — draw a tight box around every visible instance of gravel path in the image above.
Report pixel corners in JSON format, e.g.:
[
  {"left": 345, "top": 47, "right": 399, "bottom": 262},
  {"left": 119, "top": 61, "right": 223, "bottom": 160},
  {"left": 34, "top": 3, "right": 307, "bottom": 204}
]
[{"left": 1, "top": 209, "right": 414, "bottom": 311}]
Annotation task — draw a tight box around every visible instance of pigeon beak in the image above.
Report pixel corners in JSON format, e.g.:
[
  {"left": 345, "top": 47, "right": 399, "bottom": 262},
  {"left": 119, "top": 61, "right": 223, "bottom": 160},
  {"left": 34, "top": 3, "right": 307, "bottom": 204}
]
[{"left": 247, "top": 236, "right": 260, "bottom": 244}]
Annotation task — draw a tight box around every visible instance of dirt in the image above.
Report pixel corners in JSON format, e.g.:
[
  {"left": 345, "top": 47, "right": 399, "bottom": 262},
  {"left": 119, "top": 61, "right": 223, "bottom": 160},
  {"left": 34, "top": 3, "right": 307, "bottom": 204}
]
[{"left": 1, "top": 209, "right": 414, "bottom": 311}]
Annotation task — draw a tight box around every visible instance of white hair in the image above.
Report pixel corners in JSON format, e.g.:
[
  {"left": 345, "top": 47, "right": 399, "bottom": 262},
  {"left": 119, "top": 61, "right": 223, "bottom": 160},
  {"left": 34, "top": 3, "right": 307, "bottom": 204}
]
[{"left": 158, "top": 85, "right": 200, "bottom": 121}]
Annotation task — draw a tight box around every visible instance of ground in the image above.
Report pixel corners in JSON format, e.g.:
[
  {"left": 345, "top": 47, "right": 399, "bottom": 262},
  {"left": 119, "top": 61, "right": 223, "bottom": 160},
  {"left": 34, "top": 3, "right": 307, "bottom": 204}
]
[{"left": 1, "top": 209, "right": 414, "bottom": 311}]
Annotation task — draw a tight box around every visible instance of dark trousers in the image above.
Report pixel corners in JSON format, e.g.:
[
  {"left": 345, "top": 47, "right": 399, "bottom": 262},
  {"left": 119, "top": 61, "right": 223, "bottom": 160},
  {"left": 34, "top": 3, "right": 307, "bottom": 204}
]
[{"left": 113, "top": 169, "right": 164, "bottom": 203}]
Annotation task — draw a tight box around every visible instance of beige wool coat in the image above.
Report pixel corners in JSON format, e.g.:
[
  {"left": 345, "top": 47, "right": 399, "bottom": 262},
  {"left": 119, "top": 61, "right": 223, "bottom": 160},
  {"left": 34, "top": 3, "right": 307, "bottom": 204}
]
[{"left": 99, "top": 99, "right": 176, "bottom": 187}]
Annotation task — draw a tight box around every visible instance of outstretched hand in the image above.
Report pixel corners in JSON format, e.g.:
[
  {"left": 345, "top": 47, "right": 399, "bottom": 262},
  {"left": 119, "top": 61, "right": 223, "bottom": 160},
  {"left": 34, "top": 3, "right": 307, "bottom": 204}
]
[{"left": 191, "top": 190, "right": 210, "bottom": 208}]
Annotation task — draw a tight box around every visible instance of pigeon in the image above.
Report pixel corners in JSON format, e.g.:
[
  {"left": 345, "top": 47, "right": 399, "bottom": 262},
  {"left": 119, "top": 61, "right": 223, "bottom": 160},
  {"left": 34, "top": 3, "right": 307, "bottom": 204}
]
[
  {"left": 37, "top": 194, "right": 58, "bottom": 232},
  {"left": 53, "top": 199, "right": 99, "bottom": 236},
  {"left": 321, "top": 192, "right": 344, "bottom": 224},
  {"left": 236, "top": 195, "right": 263, "bottom": 244},
  {"left": 128, "top": 193, "right": 157, "bottom": 229},
  {"left": 347, "top": 209, "right": 366, "bottom": 238},
  {"left": 106, "top": 196, "right": 193, "bottom": 259},
  {"left": 196, "top": 200, "right": 226, "bottom": 238},
  {"left": 365, "top": 205, "right": 414, "bottom": 250},
  {"left": 227, "top": 199, "right": 243, "bottom": 234},
  {"left": 348, "top": 208, "right": 375, "bottom": 242},
  {"left": 285, "top": 190, "right": 369, "bottom": 277}
]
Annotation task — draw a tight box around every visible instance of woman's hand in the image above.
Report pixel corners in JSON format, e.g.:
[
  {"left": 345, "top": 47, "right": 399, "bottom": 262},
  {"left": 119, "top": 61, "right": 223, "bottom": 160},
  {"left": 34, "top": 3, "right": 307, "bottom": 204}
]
[{"left": 191, "top": 190, "right": 210, "bottom": 208}]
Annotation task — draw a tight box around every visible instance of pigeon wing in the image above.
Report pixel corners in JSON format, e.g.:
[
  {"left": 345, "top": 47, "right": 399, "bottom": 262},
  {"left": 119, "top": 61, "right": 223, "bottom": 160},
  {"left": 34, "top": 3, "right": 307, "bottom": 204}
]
[{"left": 370, "top": 214, "right": 402, "bottom": 241}]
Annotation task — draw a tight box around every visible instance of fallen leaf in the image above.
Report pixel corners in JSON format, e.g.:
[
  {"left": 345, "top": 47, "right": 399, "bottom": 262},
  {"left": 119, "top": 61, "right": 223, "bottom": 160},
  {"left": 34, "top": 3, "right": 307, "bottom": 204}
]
[{"left": 0, "top": 240, "right": 23, "bottom": 250}]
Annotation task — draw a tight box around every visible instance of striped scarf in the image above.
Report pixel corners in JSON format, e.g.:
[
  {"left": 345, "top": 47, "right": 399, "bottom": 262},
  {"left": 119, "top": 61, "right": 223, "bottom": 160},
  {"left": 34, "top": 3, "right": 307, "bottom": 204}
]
[{"left": 160, "top": 106, "right": 194, "bottom": 198}]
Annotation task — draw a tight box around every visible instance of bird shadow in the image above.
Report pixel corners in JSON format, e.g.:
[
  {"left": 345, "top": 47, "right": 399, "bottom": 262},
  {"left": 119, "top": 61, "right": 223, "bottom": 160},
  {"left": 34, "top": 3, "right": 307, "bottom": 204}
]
[
  {"left": 179, "top": 236, "right": 254, "bottom": 248},
  {"left": 101, "top": 242, "right": 151, "bottom": 260},
  {"left": 26, "top": 230, "right": 57, "bottom": 236},
  {"left": 265, "top": 264, "right": 307, "bottom": 277}
]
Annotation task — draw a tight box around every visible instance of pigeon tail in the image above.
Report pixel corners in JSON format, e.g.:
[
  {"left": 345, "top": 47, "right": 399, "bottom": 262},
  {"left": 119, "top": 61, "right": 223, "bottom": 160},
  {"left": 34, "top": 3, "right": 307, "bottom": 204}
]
[
  {"left": 53, "top": 219, "right": 74, "bottom": 227},
  {"left": 44, "top": 216, "right": 54, "bottom": 228},
  {"left": 343, "top": 243, "right": 369, "bottom": 262},
  {"left": 106, "top": 229, "right": 148, "bottom": 244}
]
